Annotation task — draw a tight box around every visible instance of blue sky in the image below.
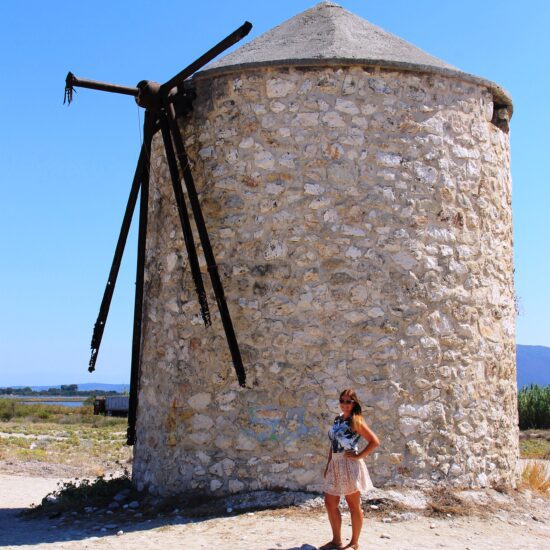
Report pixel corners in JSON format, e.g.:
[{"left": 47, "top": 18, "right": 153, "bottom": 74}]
[{"left": 0, "top": 0, "right": 548, "bottom": 386}]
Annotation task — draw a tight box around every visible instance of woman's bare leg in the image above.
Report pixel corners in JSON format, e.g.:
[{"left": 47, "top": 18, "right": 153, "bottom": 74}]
[
  {"left": 323, "top": 492, "right": 343, "bottom": 548},
  {"left": 344, "top": 491, "right": 363, "bottom": 548}
]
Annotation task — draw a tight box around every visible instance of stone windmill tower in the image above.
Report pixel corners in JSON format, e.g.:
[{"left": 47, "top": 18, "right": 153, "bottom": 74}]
[{"left": 133, "top": 1, "right": 517, "bottom": 495}]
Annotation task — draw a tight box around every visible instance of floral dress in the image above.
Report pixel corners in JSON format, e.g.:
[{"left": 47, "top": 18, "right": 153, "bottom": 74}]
[{"left": 323, "top": 413, "right": 374, "bottom": 496}]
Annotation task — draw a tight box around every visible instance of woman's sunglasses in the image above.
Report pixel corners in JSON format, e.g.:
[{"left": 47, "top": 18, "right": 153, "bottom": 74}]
[{"left": 339, "top": 399, "right": 354, "bottom": 404}]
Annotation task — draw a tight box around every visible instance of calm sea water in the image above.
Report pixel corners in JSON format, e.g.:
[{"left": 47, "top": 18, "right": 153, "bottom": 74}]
[{"left": 18, "top": 399, "right": 86, "bottom": 407}]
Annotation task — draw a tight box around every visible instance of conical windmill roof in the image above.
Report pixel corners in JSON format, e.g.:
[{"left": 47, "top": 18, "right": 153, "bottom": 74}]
[{"left": 197, "top": 2, "right": 511, "bottom": 108}]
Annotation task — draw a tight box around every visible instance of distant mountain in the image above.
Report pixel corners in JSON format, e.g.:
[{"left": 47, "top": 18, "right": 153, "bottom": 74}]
[{"left": 517, "top": 345, "right": 550, "bottom": 388}]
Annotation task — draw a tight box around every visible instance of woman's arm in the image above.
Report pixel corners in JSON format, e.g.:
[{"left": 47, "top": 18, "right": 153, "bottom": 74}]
[
  {"left": 323, "top": 446, "right": 333, "bottom": 477},
  {"left": 346, "top": 417, "right": 380, "bottom": 459}
]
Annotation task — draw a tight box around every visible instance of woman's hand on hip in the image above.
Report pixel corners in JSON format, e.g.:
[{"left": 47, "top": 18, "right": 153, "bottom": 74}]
[{"left": 344, "top": 450, "right": 361, "bottom": 460}]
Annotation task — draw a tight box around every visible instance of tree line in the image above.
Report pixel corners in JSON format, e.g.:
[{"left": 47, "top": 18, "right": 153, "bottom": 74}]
[{"left": 0, "top": 384, "right": 123, "bottom": 396}]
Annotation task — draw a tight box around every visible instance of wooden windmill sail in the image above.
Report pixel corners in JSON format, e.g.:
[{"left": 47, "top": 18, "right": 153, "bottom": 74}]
[{"left": 64, "top": 22, "right": 252, "bottom": 444}]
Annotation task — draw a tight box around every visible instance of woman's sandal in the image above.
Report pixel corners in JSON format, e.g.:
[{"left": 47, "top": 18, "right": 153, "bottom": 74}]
[
  {"left": 344, "top": 543, "right": 359, "bottom": 550},
  {"left": 319, "top": 542, "right": 344, "bottom": 550}
]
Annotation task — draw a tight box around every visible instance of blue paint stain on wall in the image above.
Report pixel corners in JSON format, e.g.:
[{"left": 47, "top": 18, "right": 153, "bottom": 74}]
[{"left": 245, "top": 406, "right": 319, "bottom": 443}]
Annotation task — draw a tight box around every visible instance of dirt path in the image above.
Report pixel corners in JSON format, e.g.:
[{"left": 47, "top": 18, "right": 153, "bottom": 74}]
[{"left": 1, "top": 472, "right": 550, "bottom": 550}]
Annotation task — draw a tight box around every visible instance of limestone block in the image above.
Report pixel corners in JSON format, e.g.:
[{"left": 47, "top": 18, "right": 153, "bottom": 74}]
[
  {"left": 209, "top": 458, "right": 236, "bottom": 477},
  {"left": 191, "top": 414, "right": 214, "bottom": 431},
  {"left": 266, "top": 78, "right": 297, "bottom": 98},
  {"left": 188, "top": 393, "right": 212, "bottom": 411},
  {"left": 228, "top": 479, "right": 245, "bottom": 493},
  {"left": 210, "top": 479, "right": 223, "bottom": 492},
  {"left": 236, "top": 433, "right": 258, "bottom": 451}
]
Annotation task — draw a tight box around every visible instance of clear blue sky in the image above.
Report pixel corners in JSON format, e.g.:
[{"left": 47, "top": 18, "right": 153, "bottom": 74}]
[{"left": 0, "top": 0, "right": 548, "bottom": 386}]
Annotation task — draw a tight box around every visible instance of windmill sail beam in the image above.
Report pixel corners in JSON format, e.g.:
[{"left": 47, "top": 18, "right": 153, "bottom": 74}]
[
  {"left": 88, "top": 146, "right": 145, "bottom": 373},
  {"left": 163, "top": 100, "right": 247, "bottom": 387},
  {"left": 158, "top": 110, "right": 212, "bottom": 327},
  {"left": 65, "top": 21, "right": 252, "bottom": 107},
  {"left": 67, "top": 21, "right": 253, "bottom": 431},
  {"left": 160, "top": 21, "right": 252, "bottom": 95},
  {"left": 64, "top": 72, "right": 139, "bottom": 104},
  {"left": 127, "top": 110, "right": 155, "bottom": 446}
]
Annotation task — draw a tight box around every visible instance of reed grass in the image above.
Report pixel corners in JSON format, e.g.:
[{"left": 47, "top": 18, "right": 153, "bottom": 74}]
[{"left": 518, "top": 385, "right": 550, "bottom": 430}]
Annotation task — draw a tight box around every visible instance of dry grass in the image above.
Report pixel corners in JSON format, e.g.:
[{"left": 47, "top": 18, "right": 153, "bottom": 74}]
[
  {"left": 520, "top": 460, "right": 550, "bottom": 495},
  {"left": 360, "top": 496, "right": 408, "bottom": 518},
  {"left": 520, "top": 429, "right": 550, "bottom": 459},
  {"left": 0, "top": 400, "right": 131, "bottom": 475},
  {"left": 426, "top": 486, "right": 483, "bottom": 518},
  {"left": 0, "top": 421, "right": 132, "bottom": 474}
]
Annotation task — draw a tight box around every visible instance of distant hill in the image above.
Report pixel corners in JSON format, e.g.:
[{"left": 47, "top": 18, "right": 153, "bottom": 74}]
[{"left": 517, "top": 345, "right": 550, "bottom": 388}]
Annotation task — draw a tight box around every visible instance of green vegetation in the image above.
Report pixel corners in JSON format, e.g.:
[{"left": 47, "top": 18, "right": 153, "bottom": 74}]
[
  {"left": 0, "top": 384, "right": 79, "bottom": 396},
  {"left": 0, "top": 384, "right": 125, "bottom": 397},
  {"left": 518, "top": 384, "right": 550, "bottom": 430},
  {"left": 0, "top": 399, "right": 93, "bottom": 422}
]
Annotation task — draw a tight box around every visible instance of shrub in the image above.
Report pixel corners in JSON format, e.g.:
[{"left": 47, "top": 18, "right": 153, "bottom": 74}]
[
  {"left": 0, "top": 399, "right": 16, "bottom": 421},
  {"left": 26, "top": 469, "right": 135, "bottom": 516},
  {"left": 0, "top": 398, "right": 97, "bottom": 424}
]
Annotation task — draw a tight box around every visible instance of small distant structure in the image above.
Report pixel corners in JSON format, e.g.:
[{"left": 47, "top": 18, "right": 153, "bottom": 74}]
[{"left": 93, "top": 396, "right": 129, "bottom": 417}]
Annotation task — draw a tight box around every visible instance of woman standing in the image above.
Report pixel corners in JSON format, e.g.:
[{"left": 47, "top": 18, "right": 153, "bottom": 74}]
[{"left": 320, "top": 389, "right": 381, "bottom": 550}]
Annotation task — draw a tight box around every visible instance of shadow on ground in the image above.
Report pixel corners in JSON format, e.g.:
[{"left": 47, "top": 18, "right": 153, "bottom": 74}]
[
  {"left": 0, "top": 506, "right": 224, "bottom": 547},
  {"left": 0, "top": 491, "right": 324, "bottom": 548}
]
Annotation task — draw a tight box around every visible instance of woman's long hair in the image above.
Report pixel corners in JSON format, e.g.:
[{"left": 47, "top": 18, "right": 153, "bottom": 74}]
[{"left": 340, "top": 388, "right": 363, "bottom": 432}]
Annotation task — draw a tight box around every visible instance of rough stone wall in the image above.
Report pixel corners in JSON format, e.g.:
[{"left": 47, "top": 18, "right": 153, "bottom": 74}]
[{"left": 133, "top": 66, "right": 518, "bottom": 495}]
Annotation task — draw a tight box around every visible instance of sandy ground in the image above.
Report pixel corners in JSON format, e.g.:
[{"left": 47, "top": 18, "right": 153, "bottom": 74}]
[{"left": 1, "top": 467, "right": 550, "bottom": 549}]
